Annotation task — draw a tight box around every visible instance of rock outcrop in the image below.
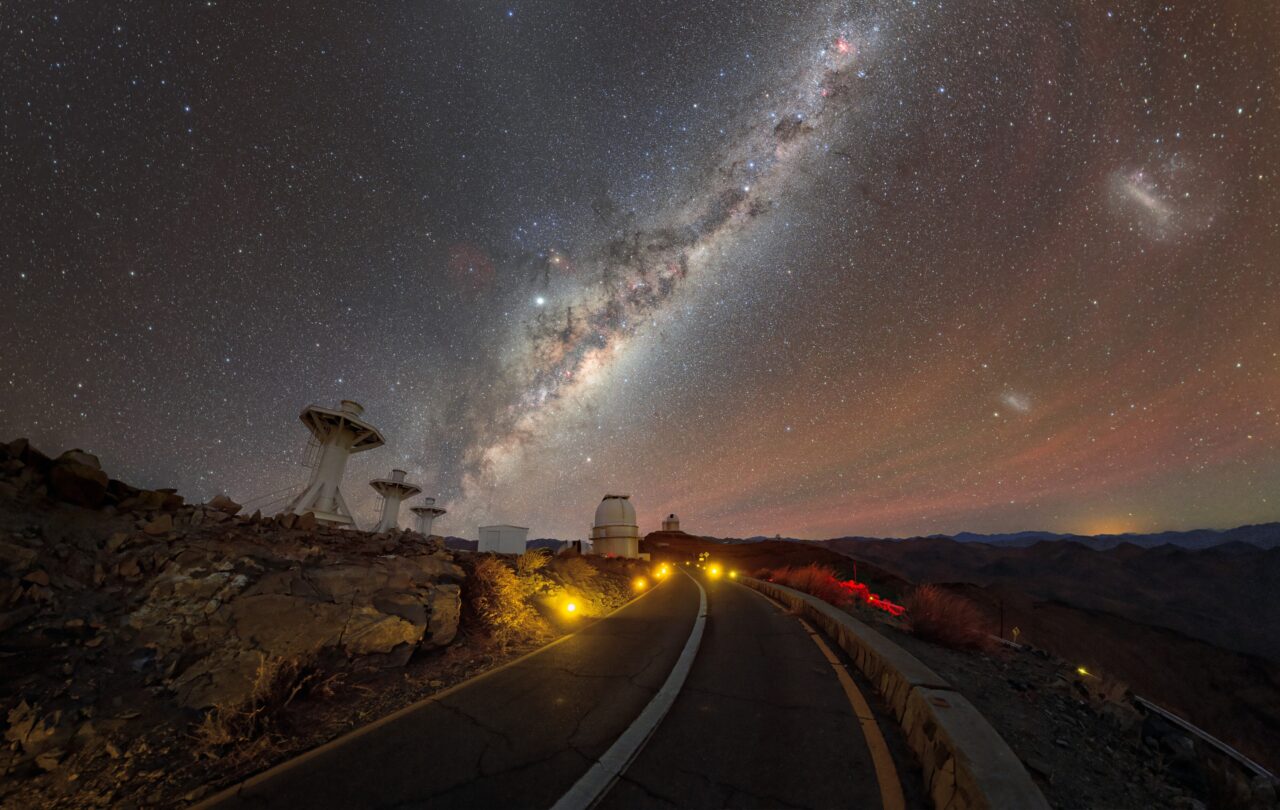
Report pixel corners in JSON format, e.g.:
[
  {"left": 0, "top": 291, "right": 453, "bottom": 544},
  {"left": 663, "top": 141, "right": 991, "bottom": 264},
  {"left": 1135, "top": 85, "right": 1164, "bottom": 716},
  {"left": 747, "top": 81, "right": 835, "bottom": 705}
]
[{"left": 0, "top": 437, "right": 463, "bottom": 780}]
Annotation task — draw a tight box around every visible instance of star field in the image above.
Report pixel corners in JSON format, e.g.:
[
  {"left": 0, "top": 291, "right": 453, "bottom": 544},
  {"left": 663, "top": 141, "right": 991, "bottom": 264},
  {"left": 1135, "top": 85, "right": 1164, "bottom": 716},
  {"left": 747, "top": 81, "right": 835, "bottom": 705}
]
[{"left": 2, "top": 0, "right": 1277, "bottom": 540}]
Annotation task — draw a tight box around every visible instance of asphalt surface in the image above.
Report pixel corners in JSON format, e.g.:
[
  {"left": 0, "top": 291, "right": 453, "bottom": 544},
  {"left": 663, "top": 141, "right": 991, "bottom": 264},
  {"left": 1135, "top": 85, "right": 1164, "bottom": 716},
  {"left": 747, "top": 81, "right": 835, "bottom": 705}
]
[
  {"left": 598, "top": 572, "right": 896, "bottom": 810},
  {"left": 204, "top": 568, "right": 916, "bottom": 809},
  {"left": 203, "top": 573, "right": 701, "bottom": 809}
]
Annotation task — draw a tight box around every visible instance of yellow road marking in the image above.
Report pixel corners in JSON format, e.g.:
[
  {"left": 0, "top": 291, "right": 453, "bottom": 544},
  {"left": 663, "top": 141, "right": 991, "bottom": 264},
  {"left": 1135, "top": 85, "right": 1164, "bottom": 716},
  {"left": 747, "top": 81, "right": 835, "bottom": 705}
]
[
  {"left": 799, "top": 618, "right": 906, "bottom": 810},
  {"left": 738, "top": 583, "right": 906, "bottom": 810}
]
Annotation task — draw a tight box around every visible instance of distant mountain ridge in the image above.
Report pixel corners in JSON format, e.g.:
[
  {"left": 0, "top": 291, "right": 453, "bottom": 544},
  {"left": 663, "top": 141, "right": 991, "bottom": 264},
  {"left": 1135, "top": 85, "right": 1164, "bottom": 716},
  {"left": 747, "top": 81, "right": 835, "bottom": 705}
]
[
  {"left": 739, "top": 522, "right": 1280, "bottom": 551},
  {"left": 928, "top": 522, "right": 1280, "bottom": 550},
  {"left": 446, "top": 524, "right": 1280, "bottom": 553},
  {"left": 442, "top": 536, "right": 563, "bottom": 552}
]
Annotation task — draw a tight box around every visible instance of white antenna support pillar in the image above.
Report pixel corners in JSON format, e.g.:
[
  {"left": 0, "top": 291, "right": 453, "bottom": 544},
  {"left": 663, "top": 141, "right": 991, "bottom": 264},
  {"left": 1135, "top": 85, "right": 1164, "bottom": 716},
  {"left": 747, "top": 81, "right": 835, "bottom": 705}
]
[
  {"left": 285, "top": 400, "right": 385, "bottom": 527},
  {"left": 371, "top": 468, "right": 422, "bottom": 533},
  {"left": 411, "top": 498, "right": 447, "bottom": 536}
]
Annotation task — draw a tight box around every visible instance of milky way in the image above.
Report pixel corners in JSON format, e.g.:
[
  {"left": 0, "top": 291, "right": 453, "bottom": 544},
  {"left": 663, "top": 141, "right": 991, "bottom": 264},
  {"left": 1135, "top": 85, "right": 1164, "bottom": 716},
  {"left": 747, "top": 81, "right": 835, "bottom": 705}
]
[{"left": 2, "top": 1, "right": 1277, "bottom": 540}]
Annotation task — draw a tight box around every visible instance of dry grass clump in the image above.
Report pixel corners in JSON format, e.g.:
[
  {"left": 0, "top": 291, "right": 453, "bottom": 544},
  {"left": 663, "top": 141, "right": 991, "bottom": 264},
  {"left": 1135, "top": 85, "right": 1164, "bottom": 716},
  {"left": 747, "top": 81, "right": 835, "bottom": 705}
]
[
  {"left": 903, "top": 585, "right": 993, "bottom": 651},
  {"left": 770, "top": 564, "right": 852, "bottom": 607},
  {"left": 467, "top": 555, "right": 546, "bottom": 646},
  {"left": 192, "top": 654, "right": 317, "bottom": 761}
]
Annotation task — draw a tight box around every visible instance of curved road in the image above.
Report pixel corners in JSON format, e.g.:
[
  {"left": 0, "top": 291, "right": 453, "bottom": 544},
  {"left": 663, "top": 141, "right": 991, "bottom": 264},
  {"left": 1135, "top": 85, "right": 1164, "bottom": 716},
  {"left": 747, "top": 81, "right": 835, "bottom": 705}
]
[{"left": 202, "top": 568, "right": 920, "bottom": 809}]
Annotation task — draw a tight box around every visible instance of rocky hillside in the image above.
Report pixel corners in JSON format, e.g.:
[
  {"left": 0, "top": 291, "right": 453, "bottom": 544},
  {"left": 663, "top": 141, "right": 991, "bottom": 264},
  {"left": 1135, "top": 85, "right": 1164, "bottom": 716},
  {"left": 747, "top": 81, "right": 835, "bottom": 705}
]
[
  {"left": 824, "top": 535, "right": 1280, "bottom": 777},
  {"left": 824, "top": 535, "right": 1280, "bottom": 660},
  {"left": 0, "top": 438, "right": 477, "bottom": 806}
]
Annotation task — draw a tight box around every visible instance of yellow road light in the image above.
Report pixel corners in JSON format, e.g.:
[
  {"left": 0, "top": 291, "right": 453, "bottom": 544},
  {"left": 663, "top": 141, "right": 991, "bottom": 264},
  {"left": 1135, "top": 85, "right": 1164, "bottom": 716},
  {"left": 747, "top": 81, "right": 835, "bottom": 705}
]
[
  {"left": 633, "top": 576, "right": 648, "bottom": 591},
  {"left": 565, "top": 601, "right": 578, "bottom": 614},
  {"left": 1076, "top": 666, "right": 1090, "bottom": 677},
  {"left": 729, "top": 570, "right": 738, "bottom": 579},
  {"left": 708, "top": 565, "right": 721, "bottom": 578}
]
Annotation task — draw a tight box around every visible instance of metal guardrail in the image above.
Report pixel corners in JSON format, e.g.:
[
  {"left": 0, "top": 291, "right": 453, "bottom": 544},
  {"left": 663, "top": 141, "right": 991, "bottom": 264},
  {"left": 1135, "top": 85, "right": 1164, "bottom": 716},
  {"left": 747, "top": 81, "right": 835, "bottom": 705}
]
[
  {"left": 1134, "top": 696, "right": 1276, "bottom": 783},
  {"left": 989, "top": 633, "right": 1277, "bottom": 784}
]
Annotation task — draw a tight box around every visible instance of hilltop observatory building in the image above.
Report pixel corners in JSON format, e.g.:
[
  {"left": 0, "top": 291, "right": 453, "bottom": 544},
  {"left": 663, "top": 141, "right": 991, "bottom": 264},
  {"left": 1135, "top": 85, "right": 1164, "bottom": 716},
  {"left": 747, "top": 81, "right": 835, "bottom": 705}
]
[
  {"left": 478, "top": 525, "right": 529, "bottom": 555},
  {"left": 662, "top": 513, "right": 681, "bottom": 532},
  {"left": 411, "top": 498, "right": 447, "bottom": 536},
  {"left": 285, "top": 400, "right": 384, "bottom": 527},
  {"left": 591, "top": 495, "right": 640, "bottom": 558},
  {"left": 370, "top": 469, "right": 421, "bottom": 533}
]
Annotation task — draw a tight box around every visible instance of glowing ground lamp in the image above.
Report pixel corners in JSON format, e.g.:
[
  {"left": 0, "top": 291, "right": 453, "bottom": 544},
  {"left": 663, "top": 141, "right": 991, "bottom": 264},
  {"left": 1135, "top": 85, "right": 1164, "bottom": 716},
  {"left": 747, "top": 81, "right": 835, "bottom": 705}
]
[{"left": 633, "top": 576, "right": 649, "bottom": 591}]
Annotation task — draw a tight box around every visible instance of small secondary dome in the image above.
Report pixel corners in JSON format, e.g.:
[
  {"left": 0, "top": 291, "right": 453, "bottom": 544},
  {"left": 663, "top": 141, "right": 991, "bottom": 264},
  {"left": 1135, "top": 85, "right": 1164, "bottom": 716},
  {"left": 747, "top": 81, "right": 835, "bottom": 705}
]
[{"left": 661, "top": 513, "right": 680, "bottom": 532}]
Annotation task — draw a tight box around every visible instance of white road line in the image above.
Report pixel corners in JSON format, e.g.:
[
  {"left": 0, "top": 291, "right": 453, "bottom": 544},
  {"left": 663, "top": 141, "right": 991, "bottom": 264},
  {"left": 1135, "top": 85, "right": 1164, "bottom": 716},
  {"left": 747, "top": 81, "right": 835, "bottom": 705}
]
[{"left": 550, "top": 568, "right": 708, "bottom": 810}]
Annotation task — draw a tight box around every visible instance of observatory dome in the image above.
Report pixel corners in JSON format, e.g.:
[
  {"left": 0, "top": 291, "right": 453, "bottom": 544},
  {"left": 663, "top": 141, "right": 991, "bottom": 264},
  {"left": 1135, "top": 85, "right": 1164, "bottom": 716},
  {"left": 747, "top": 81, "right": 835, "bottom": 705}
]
[
  {"left": 594, "top": 494, "right": 637, "bottom": 529},
  {"left": 591, "top": 494, "right": 640, "bottom": 558}
]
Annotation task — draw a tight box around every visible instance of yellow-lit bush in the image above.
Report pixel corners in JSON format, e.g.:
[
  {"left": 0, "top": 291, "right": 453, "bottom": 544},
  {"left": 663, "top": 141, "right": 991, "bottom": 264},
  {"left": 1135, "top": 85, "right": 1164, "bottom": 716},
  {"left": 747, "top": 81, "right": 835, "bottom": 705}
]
[
  {"left": 554, "top": 555, "right": 598, "bottom": 588},
  {"left": 467, "top": 556, "right": 546, "bottom": 645},
  {"left": 516, "top": 548, "right": 551, "bottom": 578}
]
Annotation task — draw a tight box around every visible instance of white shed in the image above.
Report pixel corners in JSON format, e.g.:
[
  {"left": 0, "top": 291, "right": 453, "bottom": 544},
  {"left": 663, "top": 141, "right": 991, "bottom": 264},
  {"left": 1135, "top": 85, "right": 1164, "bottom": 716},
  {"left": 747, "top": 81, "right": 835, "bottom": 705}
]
[{"left": 478, "top": 524, "right": 529, "bottom": 555}]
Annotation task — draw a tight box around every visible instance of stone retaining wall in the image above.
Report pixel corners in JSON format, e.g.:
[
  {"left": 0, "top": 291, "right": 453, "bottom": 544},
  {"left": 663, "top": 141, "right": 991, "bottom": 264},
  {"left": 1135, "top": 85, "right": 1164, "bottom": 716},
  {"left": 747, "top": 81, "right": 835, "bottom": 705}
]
[{"left": 742, "top": 577, "right": 1050, "bottom": 810}]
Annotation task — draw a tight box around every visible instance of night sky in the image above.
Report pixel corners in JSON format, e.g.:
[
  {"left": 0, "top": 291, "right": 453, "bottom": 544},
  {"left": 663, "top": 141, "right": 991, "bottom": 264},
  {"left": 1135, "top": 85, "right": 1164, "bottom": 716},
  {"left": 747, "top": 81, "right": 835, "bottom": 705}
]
[{"left": 3, "top": 1, "right": 1277, "bottom": 540}]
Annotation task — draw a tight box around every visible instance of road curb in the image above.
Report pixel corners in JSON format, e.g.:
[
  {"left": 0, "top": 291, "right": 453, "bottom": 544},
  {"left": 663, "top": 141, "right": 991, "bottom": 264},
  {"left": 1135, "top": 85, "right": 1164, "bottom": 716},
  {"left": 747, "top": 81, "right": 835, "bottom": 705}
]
[
  {"left": 550, "top": 568, "right": 707, "bottom": 810},
  {"left": 741, "top": 578, "right": 1050, "bottom": 810}
]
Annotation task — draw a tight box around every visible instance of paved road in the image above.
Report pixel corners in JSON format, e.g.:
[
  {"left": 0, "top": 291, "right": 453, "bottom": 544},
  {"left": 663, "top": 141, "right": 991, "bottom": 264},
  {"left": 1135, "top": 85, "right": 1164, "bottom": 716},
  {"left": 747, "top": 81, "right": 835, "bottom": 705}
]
[
  {"left": 203, "top": 568, "right": 915, "bottom": 809},
  {"left": 598, "top": 572, "right": 902, "bottom": 810}
]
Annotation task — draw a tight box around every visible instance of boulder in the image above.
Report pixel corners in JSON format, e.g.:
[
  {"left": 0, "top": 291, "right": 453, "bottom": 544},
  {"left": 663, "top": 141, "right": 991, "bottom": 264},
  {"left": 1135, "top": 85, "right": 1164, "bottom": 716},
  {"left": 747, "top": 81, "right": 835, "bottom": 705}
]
[
  {"left": 56, "top": 449, "right": 102, "bottom": 470},
  {"left": 206, "top": 494, "right": 241, "bottom": 515},
  {"left": 230, "top": 594, "right": 349, "bottom": 656},
  {"left": 373, "top": 592, "right": 427, "bottom": 627},
  {"left": 106, "top": 478, "right": 140, "bottom": 503},
  {"left": 0, "top": 540, "right": 38, "bottom": 574},
  {"left": 308, "top": 564, "right": 393, "bottom": 602},
  {"left": 48, "top": 458, "right": 109, "bottom": 508},
  {"left": 425, "top": 585, "right": 462, "bottom": 647},
  {"left": 11, "top": 438, "right": 52, "bottom": 472},
  {"left": 4, "top": 702, "right": 74, "bottom": 757},
  {"left": 142, "top": 514, "right": 174, "bottom": 536},
  {"left": 341, "top": 607, "right": 422, "bottom": 655},
  {"left": 3, "top": 437, "right": 28, "bottom": 460}
]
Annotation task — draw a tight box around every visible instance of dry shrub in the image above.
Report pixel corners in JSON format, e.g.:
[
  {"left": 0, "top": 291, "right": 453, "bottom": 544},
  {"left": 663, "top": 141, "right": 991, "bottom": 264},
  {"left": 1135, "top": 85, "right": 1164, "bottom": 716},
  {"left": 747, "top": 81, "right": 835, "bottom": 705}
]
[
  {"left": 515, "top": 548, "right": 550, "bottom": 578},
  {"left": 554, "top": 555, "right": 597, "bottom": 587},
  {"left": 903, "top": 585, "right": 993, "bottom": 651},
  {"left": 771, "top": 564, "right": 852, "bottom": 608},
  {"left": 468, "top": 556, "right": 543, "bottom": 645},
  {"left": 192, "top": 654, "right": 315, "bottom": 759}
]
